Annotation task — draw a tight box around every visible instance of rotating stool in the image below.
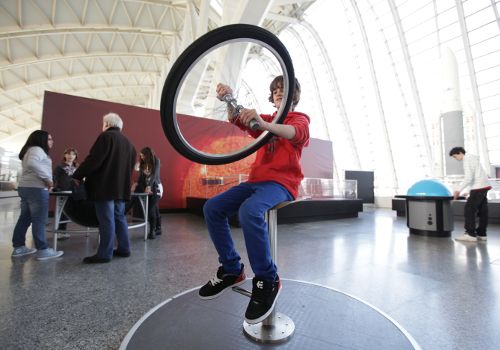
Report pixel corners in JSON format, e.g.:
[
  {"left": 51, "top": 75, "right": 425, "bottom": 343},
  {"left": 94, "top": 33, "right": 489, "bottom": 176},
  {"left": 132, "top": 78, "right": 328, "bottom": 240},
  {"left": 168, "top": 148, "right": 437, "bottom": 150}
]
[{"left": 232, "top": 201, "right": 295, "bottom": 344}]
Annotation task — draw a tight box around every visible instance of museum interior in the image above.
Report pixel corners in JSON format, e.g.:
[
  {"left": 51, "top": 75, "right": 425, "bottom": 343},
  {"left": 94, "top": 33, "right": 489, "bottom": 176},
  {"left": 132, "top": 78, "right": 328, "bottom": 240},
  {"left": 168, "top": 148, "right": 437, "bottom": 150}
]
[{"left": 0, "top": 1, "right": 499, "bottom": 349}]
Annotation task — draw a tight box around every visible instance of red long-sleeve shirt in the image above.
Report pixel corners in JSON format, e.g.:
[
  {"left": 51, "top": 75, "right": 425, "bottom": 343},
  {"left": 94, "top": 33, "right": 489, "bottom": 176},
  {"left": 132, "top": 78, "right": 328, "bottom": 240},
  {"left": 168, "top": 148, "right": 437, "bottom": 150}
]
[{"left": 240, "top": 111, "right": 310, "bottom": 198}]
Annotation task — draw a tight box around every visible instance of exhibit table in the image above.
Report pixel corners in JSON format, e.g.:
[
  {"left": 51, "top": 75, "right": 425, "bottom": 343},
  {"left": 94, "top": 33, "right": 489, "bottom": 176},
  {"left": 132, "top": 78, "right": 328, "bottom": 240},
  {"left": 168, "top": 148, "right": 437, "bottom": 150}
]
[{"left": 49, "top": 191, "right": 149, "bottom": 250}]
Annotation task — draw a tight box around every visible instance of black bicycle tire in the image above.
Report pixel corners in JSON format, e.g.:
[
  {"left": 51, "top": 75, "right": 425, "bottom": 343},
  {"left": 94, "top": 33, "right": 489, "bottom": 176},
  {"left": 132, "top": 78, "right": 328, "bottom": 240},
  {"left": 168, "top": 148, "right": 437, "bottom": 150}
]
[{"left": 160, "top": 23, "right": 295, "bottom": 165}]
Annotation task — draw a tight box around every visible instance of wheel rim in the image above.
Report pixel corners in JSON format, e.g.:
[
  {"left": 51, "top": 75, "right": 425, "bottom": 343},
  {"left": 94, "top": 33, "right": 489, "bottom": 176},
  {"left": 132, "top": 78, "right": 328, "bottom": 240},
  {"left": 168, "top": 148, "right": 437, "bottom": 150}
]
[{"left": 160, "top": 24, "right": 295, "bottom": 165}]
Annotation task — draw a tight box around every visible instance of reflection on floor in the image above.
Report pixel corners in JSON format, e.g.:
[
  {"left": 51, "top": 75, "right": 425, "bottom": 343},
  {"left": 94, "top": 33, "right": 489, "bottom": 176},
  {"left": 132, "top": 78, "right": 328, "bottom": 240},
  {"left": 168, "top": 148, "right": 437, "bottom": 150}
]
[{"left": 0, "top": 196, "right": 499, "bottom": 350}]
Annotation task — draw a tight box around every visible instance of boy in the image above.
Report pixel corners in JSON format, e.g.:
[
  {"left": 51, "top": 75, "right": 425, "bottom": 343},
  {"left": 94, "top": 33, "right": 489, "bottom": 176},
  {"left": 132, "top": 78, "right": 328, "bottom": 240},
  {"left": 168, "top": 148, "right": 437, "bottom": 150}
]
[{"left": 199, "top": 76, "right": 310, "bottom": 324}]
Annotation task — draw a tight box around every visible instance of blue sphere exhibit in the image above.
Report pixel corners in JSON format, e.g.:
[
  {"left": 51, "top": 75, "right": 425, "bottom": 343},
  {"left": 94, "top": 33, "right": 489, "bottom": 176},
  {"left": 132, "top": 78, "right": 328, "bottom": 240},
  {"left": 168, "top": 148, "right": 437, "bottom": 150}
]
[{"left": 406, "top": 179, "right": 452, "bottom": 197}]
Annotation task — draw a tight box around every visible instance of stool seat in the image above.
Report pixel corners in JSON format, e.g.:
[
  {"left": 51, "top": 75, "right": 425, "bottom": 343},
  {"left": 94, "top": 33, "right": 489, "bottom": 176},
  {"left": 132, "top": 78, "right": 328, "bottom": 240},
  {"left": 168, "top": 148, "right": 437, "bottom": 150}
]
[{"left": 270, "top": 200, "right": 294, "bottom": 211}]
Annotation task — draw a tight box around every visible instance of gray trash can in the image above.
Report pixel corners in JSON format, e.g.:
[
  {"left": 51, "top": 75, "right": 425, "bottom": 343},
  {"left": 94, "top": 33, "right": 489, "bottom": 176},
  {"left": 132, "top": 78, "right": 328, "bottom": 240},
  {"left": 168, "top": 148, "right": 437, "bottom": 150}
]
[{"left": 396, "top": 179, "right": 454, "bottom": 237}]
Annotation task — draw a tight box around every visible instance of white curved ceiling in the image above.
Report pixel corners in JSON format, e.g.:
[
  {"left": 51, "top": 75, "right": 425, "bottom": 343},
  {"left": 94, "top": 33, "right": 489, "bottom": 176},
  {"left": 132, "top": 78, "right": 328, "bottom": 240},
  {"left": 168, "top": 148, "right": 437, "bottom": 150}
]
[{"left": 0, "top": 0, "right": 315, "bottom": 152}]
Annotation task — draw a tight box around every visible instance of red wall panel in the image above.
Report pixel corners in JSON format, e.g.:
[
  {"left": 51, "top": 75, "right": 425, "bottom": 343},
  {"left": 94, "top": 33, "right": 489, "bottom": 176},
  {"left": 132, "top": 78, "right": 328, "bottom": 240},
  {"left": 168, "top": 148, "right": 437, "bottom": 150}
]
[{"left": 41, "top": 91, "right": 333, "bottom": 209}]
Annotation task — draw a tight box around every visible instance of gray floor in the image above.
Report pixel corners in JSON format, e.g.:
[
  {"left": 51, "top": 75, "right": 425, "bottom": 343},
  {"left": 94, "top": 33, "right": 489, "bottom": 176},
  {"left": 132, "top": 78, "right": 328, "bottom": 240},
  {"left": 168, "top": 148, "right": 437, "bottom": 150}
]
[
  {"left": 1, "top": 196, "right": 499, "bottom": 350},
  {"left": 123, "top": 280, "right": 418, "bottom": 349}
]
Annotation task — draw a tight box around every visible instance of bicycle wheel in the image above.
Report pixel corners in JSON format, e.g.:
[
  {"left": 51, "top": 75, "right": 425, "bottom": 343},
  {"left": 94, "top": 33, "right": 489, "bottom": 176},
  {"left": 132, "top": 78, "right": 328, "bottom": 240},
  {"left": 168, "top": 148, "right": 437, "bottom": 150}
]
[{"left": 160, "top": 24, "right": 295, "bottom": 165}]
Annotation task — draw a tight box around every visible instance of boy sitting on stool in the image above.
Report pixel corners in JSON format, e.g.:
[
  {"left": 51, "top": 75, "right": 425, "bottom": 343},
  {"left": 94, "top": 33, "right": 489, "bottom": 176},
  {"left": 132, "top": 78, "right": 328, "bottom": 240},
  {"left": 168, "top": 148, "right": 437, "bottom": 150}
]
[{"left": 199, "top": 76, "right": 310, "bottom": 324}]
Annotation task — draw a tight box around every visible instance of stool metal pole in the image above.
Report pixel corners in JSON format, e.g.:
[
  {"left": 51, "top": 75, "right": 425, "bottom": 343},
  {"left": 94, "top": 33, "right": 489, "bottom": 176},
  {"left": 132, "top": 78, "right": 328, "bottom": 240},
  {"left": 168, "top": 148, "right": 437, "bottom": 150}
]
[{"left": 242, "top": 206, "right": 295, "bottom": 343}]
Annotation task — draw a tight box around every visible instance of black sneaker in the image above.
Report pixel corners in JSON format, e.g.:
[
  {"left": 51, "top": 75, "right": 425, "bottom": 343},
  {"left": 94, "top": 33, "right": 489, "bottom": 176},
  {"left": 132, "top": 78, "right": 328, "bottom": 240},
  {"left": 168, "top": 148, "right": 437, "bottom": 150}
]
[
  {"left": 113, "top": 249, "right": 131, "bottom": 257},
  {"left": 83, "top": 254, "right": 111, "bottom": 264},
  {"left": 245, "top": 275, "right": 281, "bottom": 324},
  {"left": 147, "top": 233, "right": 156, "bottom": 239},
  {"left": 199, "top": 264, "right": 246, "bottom": 300}
]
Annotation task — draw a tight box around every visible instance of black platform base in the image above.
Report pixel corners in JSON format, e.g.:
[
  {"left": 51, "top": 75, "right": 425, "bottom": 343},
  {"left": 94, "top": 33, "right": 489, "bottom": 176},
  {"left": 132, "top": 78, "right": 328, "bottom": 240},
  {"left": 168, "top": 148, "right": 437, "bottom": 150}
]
[
  {"left": 409, "top": 228, "right": 452, "bottom": 237},
  {"left": 120, "top": 279, "right": 419, "bottom": 350}
]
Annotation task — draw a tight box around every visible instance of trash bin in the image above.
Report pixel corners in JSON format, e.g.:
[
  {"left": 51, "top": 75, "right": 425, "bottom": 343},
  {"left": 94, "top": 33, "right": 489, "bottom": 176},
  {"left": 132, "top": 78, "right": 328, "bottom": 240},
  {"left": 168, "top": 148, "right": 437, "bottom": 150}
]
[{"left": 396, "top": 179, "right": 454, "bottom": 237}]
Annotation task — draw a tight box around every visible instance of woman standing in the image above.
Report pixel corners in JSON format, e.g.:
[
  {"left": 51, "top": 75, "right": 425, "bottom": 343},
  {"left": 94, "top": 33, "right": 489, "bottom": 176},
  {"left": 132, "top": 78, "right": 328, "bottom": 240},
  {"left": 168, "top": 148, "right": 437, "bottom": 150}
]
[
  {"left": 11, "top": 130, "right": 64, "bottom": 260},
  {"left": 53, "top": 148, "right": 79, "bottom": 238},
  {"left": 132, "top": 147, "right": 161, "bottom": 239}
]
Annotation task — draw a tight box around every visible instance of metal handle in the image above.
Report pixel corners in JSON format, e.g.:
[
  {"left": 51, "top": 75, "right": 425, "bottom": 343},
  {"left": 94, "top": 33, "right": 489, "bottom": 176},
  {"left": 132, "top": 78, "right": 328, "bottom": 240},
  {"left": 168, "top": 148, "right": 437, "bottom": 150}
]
[{"left": 220, "top": 94, "right": 260, "bottom": 130}]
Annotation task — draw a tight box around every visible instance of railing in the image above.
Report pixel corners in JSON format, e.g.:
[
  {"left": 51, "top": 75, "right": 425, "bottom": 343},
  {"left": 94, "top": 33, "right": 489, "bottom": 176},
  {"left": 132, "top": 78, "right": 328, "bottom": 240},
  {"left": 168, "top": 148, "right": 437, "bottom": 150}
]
[{"left": 189, "top": 175, "right": 358, "bottom": 200}]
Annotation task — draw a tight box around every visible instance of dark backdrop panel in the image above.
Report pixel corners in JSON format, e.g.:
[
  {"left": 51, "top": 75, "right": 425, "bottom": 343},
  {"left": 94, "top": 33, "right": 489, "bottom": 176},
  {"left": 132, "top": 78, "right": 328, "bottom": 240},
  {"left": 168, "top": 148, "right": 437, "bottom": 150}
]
[
  {"left": 345, "top": 170, "right": 374, "bottom": 204},
  {"left": 42, "top": 91, "right": 333, "bottom": 209}
]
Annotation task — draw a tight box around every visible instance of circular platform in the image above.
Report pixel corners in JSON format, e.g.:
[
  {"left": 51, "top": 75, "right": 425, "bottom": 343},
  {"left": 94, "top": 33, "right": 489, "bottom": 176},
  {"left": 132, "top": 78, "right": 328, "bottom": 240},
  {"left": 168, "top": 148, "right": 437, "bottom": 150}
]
[{"left": 120, "top": 279, "right": 420, "bottom": 350}]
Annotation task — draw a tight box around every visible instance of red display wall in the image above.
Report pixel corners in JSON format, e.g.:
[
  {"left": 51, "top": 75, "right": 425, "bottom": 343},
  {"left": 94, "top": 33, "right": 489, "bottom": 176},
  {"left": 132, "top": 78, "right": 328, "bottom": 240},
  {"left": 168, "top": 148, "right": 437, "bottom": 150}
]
[{"left": 41, "top": 91, "right": 333, "bottom": 209}]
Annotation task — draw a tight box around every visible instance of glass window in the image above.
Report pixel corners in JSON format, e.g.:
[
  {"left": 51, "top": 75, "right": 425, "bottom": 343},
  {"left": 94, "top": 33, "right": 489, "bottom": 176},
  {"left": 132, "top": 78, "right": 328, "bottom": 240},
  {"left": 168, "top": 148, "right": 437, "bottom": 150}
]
[
  {"left": 482, "top": 110, "right": 499, "bottom": 124},
  {"left": 270, "top": 0, "right": 500, "bottom": 194},
  {"left": 487, "top": 135, "right": 500, "bottom": 150},
  {"left": 471, "top": 35, "right": 500, "bottom": 58},
  {"left": 463, "top": 0, "right": 493, "bottom": 16},
  {"left": 480, "top": 81, "right": 500, "bottom": 101},
  {"left": 468, "top": 21, "right": 498, "bottom": 45},
  {"left": 437, "top": 6, "right": 458, "bottom": 28},
  {"left": 435, "top": 0, "right": 456, "bottom": 13},
  {"left": 474, "top": 49, "right": 500, "bottom": 70},
  {"left": 476, "top": 64, "right": 500, "bottom": 85},
  {"left": 439, "top": 22, "right": 462, "bottom": 42},
  {"left": 480, "top": 95, "right": 500, "bottom": 112},
  {"left": 465, "top": 6, "right": 496, "bottom": 31}
]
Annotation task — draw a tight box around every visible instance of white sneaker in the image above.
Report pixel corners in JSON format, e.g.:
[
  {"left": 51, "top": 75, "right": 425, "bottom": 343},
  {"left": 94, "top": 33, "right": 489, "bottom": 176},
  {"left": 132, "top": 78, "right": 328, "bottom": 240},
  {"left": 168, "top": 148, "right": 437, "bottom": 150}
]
[
  {"left": 12, "top": 246, "right": 37, "bottom": 257},
  {"left": 36, "top": 248, "right": 64, "bottom": 261},
  {"left": 455, "top": 233, "right": 477, "bottom": 242},
  {"left": 477, "top": 236, "right": 487, "bottom": 241}
]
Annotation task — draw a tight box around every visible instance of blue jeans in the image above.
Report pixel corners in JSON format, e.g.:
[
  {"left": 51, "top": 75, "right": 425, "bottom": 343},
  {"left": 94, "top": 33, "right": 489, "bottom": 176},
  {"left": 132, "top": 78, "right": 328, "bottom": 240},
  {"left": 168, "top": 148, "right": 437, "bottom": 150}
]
[
  {"left": 94, "top": 200, "right": 130, "bottom": 259},
  {"left": 203, "top": 181, "right": 293, "bottom": 281},
  {"left": 12, "top": 187, "right": 49, "bottom": 250}
]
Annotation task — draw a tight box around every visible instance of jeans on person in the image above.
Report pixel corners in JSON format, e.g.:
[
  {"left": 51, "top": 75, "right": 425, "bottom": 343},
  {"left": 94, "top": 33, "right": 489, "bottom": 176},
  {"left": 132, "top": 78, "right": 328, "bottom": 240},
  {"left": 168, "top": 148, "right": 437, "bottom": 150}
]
[
  {"left": 94, "top": 200, "right": 130, "bottom": 259},
  {"left": 464, "top": 188, "right": 489, "bottom": 236},
  {"left": 203, "top": 181, "right": 293, "bottom": 281},
  {"left": 12, "top": 187, "right": 49, "bottom": 250}
]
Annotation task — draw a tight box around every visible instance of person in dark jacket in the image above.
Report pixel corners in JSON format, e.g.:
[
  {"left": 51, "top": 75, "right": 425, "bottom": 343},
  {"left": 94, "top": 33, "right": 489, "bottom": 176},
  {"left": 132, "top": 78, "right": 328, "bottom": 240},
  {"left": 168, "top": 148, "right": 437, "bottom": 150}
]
[
  {"left": 73, "top": 113, "right": 137, "bottom": 264},
  {"left": 53, "top": 147, "right": 79, "bottom": 237},
  {"left": 131, "top": 147, "right": 162, "bottom": 239}
]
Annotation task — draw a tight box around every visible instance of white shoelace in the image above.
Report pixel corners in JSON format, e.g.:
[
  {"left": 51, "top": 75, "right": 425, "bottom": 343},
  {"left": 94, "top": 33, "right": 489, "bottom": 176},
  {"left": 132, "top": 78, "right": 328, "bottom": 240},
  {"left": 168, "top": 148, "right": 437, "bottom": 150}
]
[{"left": 209, "top": 274, "right": 223, "bottom": 286}]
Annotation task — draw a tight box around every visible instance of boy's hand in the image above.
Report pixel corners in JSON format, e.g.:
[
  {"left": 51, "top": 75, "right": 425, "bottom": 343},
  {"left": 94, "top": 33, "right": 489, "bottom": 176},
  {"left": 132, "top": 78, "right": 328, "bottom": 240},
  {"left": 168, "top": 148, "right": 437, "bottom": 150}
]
[
  {"left": 239, "top": 109, "right": 264, "bottom": 130},
  {"left": 216, "top": 83, "right": 233, "bottom": 100}
]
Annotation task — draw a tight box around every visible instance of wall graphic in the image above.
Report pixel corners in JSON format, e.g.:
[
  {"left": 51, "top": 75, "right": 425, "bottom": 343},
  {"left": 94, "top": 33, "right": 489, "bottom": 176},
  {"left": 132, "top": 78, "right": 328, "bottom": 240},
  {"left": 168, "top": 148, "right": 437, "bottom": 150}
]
[{"left": 42, "top": 91, "right": 333, "bottom": 209}]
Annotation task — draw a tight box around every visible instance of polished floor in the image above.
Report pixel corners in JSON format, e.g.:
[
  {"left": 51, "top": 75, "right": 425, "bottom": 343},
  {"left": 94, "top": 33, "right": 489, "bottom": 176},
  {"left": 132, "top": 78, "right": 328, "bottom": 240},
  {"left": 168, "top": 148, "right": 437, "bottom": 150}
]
[{"left": 0, "top": 196, "right": 499, "bottom": 350}]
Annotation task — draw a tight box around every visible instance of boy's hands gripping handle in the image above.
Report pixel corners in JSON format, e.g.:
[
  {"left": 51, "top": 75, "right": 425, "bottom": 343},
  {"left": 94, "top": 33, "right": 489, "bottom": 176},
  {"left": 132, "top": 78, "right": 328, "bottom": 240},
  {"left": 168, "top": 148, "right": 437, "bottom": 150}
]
[{"left": 219, "top": 93, "right": 260, "bottom": 131}]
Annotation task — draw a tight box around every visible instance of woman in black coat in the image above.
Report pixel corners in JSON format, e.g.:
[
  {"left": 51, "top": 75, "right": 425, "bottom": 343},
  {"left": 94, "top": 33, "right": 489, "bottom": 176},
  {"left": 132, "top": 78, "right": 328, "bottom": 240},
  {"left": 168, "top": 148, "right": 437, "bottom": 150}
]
[{"left": 131, "top": 147, "right": 162, "bottom": 239}]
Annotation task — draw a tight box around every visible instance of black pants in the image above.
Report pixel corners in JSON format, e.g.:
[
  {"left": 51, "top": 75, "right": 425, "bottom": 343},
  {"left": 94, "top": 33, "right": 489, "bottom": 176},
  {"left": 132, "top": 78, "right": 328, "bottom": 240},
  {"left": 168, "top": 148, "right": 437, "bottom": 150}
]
[
  {"left": 147, "top": 194, "right": 160, "bottom": 233},
  {"left": 464, "top": 188, "right": 489, "bottom": 236},
  {"left": 125, "top": 195, "right": 160, "bottom": 230}
]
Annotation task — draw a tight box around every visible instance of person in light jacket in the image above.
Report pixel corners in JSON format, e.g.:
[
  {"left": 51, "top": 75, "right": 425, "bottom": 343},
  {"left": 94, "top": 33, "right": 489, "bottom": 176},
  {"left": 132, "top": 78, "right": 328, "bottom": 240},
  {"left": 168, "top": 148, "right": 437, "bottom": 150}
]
[
  {"left": 11, "top": 130, "right": 64, "bottom": 260},
  {"left": 450, "top": 147, "right": 491, "bottom": 242}
]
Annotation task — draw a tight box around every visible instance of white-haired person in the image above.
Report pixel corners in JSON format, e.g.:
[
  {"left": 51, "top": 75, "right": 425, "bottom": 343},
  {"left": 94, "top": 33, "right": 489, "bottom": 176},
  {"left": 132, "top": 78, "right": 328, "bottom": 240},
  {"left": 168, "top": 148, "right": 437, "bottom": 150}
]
[{"left": 73, "top": 113, "right": 137, "bottom": 263}]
